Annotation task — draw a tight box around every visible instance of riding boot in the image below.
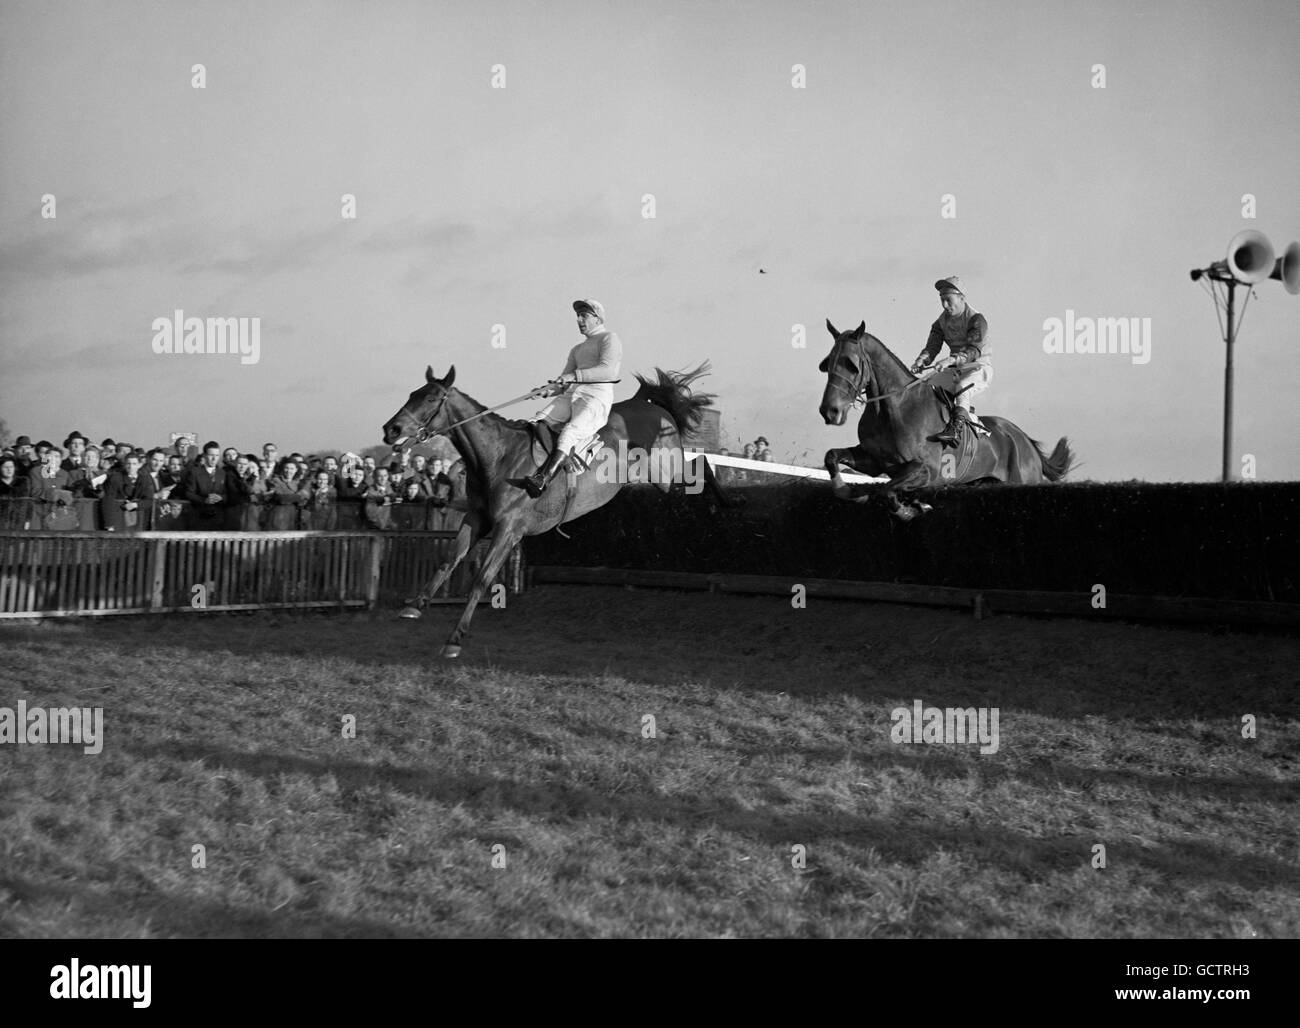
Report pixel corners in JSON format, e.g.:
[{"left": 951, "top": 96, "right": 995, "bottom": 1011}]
[
  {"left": 929, "top": 406, "right": 970, "bottom": 448},
  {"left": 517, "top": 446, "right": 570, "bottom": 498}
]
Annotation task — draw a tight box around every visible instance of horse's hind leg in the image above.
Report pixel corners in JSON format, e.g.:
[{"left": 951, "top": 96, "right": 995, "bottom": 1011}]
[
  {"left": 399, "top": 512, "right": 483, "bottom": 618},
  {"left": 441, "top": 526, "right": 524, "bottom": 658}
]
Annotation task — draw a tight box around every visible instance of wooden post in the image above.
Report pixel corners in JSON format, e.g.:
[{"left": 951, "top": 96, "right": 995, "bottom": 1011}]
[
  {"left": 150, "top": 538, "right": 166, "bottom": 610},
  {"left": 367, "top": 535, "right": 384, "bottom": 610}
]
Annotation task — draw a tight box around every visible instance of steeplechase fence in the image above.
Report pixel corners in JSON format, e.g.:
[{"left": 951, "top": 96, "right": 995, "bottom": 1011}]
[{"left": 0, "top": 531, "right": 523, "bottom": 619}]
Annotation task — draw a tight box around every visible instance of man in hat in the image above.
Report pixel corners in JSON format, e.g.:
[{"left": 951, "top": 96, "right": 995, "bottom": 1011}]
[
  {"left": 61, "top": 432, "right": 89, "bottom": 471},
  {"left": 13, "top": 436, "right": 36, "bottom": 475},
  {"left": 909, "top": 276, "right": 992, "bottom": 447},
  {"left": 515, "top": 298, "right": 623, "bottom": 498}
]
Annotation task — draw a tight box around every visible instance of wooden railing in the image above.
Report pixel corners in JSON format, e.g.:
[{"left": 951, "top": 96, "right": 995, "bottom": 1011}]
[{"left": 0, "top": 531, "right": 523, "bottom": 618}]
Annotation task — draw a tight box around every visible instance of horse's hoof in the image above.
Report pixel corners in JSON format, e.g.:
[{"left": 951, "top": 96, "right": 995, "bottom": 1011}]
[
  {"left": 440, "top": 645, "right": 461, "bottom": 659},
  {"left": 892, "top": 505, "right": 917, "bottom": 522},
  {"left": 914, "top": 502, "right": 934, "bottom": 515},
  {"left": 397, "top": 606, "right": 422, "bottom": 620}
]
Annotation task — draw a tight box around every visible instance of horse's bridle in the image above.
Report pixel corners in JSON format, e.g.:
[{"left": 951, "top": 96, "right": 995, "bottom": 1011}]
[
  {"left": 825, "top": 336, "right": 937, "bottom": 408},
  {"left": 825, "top": 337, "right": 873, "bottom": 407},
  {"left": 407, "top": 386, "right": 452, "bottom": 444}
]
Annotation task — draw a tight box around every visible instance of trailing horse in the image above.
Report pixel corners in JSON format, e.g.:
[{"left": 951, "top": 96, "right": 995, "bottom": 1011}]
[
  {"left": 382, "top": 363, "right": 734, "bottom": 657},
  {"left": 819, "top": 320, "right": 1074, "bottom": 519}
]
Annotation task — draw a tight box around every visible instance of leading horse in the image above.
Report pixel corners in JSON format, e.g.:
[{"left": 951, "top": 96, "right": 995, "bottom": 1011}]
[
  {"left": 382, "top": 363, "right": 732, "bottom": 657},
  {"left": 819, "top": 320, "right": 1074, "bottom": 518}
]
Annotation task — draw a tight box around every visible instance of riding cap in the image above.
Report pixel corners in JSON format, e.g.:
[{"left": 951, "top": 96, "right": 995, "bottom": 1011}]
[
  {"left": 934, "top": 276, "right": 964, "bottom": 296},
  {"left": 572, "top": 299, "right": 606, "bottom": 320}
]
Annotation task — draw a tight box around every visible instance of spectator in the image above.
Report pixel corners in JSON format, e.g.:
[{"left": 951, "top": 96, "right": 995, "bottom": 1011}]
[
  {"left": 266, "top": 458, "right": 306, "bottom": 530},
  {"left": 66, "top": 446, "right": 108, "bottom": 528},
  {"left": 0, "top": 454, "right": 26, "bottom": 528},
  {"left": 361, "top": 455, "right": 377, "bottom": 484},
  {"left": 742, "top": 442, "right": 756, "bottom": 460},
  {"left": 392, "top": 478, "right": 428, "bottom": 530},
  {"left": 13, "top": 436, "right": 36, "bottom": 475},
  {"left": 364, "top": 466, "right": 394, "bottom": 529},
  {"left": 102, "top": 452, "right": 156, "bottom": 532},
  {"left": 428, "top": 459, "right": 453, "bottom": 508},
  {"left": 179, "top": 440, "right": 249, "bottom": 530},
  {"left": 754, "top": 436, "right": 772, "bottom": 462},
  {"left": 62, "top": 432, "right": 89, "bottom": 472},
  {"left": 163, "top": 454, "right": 186, "bottom": 489},
  {"left": 222, "top": 446, "right": 240, "bottom": 470},
  {"left": 25, "top": 446, "right": 71, "bottom": 500},
  {"left": 235, "top": 454, "right": 268, "bottom": 531},
  {"left": 337, "top": 464, "right": 368, "bottom": 501},
  {"left": 303, "top": 470, "right": 337, "bottom": 530},
  {"left": 144, "top": 450, "right": 174, "bottom": 498}
]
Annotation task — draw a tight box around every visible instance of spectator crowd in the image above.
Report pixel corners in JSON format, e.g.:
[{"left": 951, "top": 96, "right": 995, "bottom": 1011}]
[{"left": 0, "top": 431, "right": 459, "bottom": 532}]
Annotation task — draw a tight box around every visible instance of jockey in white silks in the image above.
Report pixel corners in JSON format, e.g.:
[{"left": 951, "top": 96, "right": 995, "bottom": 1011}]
[
  {"left": 909, "top": 276, "right": 992, "bottom": 447},
  {"left": 516, "top": 298, "right": 623, "bottom": 498}
]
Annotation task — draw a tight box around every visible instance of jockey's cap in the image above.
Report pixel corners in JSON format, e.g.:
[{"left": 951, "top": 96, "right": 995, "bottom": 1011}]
[
  {"left": 572, "top": 298, "right": 606, "bottom": 320},
  {"left": 934, "top": 276, "right": 964, "bottom": 296}
]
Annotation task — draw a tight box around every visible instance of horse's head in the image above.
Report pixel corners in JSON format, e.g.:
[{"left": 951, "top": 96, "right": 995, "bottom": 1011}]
[
  {"left": 818, "top": 320, "right": 870, "bottom": 426},
  {"left": 382, "top": 364, "right": 457, "bottom": 446}
]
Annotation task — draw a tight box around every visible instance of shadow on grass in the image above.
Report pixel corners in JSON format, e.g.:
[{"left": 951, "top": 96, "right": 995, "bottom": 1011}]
[
  {"left": 123, "top": 738, "right": 1300, "bottom": 893},
  {"left": 0, "top": 872, "right": 419, "bottom": 939}
]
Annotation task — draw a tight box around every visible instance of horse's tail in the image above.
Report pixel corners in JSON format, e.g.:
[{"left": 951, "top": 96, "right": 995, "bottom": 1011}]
[
  {"left": 633, "top": 362, "right": 716, "bottom": 436},
  {"left": 1034, "top": 436, "right": 1075, "bottom": 482}
]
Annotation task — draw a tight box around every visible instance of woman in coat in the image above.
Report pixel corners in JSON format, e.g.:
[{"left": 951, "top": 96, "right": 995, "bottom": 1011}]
[{"left": 266, "top": 458, "right": 307, "bottom": 531}]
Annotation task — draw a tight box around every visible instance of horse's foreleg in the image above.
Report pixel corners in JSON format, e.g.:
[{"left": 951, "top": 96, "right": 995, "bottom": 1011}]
[
  {"left": 883, "top": 460, "right": 933, "bottom": 519},
  {"left": 825, "top": 446, "right": 873, "bottom": 500},
  {"left": 687, "top": 454, "right": 741, "bottom": 508},
  {"left": 399, "top": 513, "right": 483, "bottom": 619},
  {"left": 441, "top": 527, "right": 523, "bottom": 658}
]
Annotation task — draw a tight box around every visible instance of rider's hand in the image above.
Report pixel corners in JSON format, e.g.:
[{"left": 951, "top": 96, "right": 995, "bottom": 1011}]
[
  {"left": 909, "top": 360, "right": 926, "bottom": 375},
  {"left": 951, "top": 352, "right": 969, "bottom": 367}
]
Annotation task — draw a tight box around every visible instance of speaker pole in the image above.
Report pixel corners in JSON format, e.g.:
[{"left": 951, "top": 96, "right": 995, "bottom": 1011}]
[{"left": 1222, "top": 279, "right": 1236, "bottom": 483}]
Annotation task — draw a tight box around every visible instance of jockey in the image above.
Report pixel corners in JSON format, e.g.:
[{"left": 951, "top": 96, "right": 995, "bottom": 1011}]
[
  {"left": 516, "top": 298, "right": 623, "bottom": 498},
  {"left": 909, "top": 276, "right": 992, "bottom": 447}
]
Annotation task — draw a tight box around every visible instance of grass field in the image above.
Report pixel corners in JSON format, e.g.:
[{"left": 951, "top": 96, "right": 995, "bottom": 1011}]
[{"left": 1, "top": 584, "right": 1297, "bottom": 938}]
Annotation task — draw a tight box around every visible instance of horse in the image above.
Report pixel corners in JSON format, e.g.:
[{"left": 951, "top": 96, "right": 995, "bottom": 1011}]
[
  {"left": 382, "top": 363, "right": 734, "bottom": 657},
  {"left": 819, "top": 320, "right": 1074, "bottom": 519}
]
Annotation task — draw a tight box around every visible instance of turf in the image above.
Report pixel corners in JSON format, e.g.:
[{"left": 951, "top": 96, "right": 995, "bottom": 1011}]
[{"left": 1, "top": 585, "right": 1296, "bottom": 938}]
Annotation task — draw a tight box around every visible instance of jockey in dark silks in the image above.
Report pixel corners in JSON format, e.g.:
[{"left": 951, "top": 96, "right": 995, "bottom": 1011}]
[{"left": 909, "top": 276, "right": 992, "bottom": 447}]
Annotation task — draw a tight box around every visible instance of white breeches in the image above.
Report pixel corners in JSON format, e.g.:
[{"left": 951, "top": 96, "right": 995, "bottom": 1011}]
[
  {"left": 537, "top": 387, "right": 612, "bottom": 451},
  {"left": 934, "top": 363, "right": 992, "bottom": 411}
]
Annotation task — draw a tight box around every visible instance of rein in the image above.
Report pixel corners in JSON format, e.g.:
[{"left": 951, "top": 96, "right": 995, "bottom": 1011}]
[
  {"left": 828, "top": 339, "right": 941, "bottom": 409},
  {"left": 405, "top": 376, "right": 625, "bottom": 443}
]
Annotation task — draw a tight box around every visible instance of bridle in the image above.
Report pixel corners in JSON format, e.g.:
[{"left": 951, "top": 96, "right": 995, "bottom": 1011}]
[
  {"left": 400, "top": 382, "right": 552, "bottom": 445},
  {"left": 824, "top": 335, "right": 938, "bottom": 408},
  {"left": 407, "top": 386, "right": 452, "bottom": 444}
]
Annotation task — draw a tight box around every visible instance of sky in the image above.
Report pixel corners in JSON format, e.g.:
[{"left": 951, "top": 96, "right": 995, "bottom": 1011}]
[{"left": 1, "top": 0, "right": 1297, "bottom": 480}]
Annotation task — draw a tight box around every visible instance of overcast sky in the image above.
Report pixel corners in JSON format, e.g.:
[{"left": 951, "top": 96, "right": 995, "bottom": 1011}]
[{"left": 2, "top": 0, "right": 1297, "bottom": 480}]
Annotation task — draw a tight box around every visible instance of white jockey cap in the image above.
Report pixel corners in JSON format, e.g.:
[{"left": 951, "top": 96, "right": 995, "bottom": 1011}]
[
  {"left": 572, "top": 298, "right": 606, "bottom": 319},
  {"left": 934, "top": 276, "right": 964, "bottom": 296}
]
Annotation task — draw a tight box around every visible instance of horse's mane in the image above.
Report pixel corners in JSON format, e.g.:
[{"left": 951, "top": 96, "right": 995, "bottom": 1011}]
[
  {"left": 863, "top": 332, "right": 914, "bottom": 378},
  {"left": 478, "top": 363, "right": 717, "bottom": 435},
  {"left": 633, "top": 362, "right": 716, "bottom": 434}
]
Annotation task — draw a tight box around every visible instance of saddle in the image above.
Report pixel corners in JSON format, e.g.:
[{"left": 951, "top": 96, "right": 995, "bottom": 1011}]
[
  {"left": 527, "top": 421, "right": 610, "bottom": 475},
  {"left": 931, "top": 386, "right": 990, "bottom": 481}
]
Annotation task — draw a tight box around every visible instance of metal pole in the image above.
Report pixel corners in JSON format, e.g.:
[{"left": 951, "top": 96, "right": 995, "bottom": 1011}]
[{"left": 1222, "top": 280, "right": 1236, "bottom": 483}]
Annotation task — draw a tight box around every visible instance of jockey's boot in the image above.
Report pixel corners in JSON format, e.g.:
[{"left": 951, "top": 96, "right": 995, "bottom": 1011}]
[
  {"left": 519, "top": 446, "right": 570, "bottom": 498},
  {"left": 929, "top": 406, "right": 970, "bottom": 448}
]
